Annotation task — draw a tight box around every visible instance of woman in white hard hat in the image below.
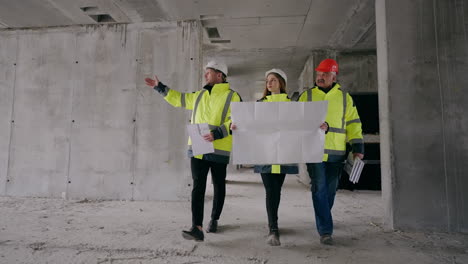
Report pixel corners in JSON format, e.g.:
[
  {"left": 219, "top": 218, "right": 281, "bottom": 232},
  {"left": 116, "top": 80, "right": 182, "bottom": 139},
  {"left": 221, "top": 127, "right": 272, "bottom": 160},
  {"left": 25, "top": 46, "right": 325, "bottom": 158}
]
[{"left": 253, "top": 69, "right": 298, "bottom": 246}]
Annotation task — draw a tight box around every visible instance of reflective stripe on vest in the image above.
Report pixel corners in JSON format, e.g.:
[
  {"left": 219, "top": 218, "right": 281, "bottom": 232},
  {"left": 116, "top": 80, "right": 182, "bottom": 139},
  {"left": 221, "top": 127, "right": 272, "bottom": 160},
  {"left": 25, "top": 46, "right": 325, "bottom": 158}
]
[
  {"left": 220, "top": 90, "right": 235, "bottom": 125},
  {"left": 350, "top": 138, "right": 364, "bottom": 144},
  {"left": 181, "top": 93, "right": 186, "bottom": 108},
  {"left": 192, "top": 90, "right": 206, "bottom": 122},
  {"left": 324, "top": 149, "right": 346, "bottom": 155},
  {"left": 328, "top": 127, "right": 346, "bottom": 134},
  {"left": 341, "top": 91, "right": 347, "bottom": 130},
  {"left": 346, "top": 118, "right": 361, "bottom": 125}
]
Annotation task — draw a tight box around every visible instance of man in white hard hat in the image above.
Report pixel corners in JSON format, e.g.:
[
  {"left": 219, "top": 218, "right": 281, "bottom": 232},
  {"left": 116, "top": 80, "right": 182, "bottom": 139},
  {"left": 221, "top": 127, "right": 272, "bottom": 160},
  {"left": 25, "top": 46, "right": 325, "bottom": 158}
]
[{"left": 145, "top": 60, "right": 242, "bottom": 242}]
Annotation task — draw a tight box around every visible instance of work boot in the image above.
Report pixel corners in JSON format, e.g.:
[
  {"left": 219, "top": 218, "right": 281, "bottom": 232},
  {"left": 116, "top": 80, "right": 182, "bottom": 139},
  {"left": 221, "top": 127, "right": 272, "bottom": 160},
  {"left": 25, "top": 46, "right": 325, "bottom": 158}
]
[
  {"left": 266, "top": 229, "right": 281, "bottom": 246},
  {"left": 320, "top": 234, "right": 333, "bottom": 245},
  {"left": 207, "top": 220, "right": 218, "bottom": 233},
  {"left": 182, "top": 226, "right": 204, "bottom": 241}
]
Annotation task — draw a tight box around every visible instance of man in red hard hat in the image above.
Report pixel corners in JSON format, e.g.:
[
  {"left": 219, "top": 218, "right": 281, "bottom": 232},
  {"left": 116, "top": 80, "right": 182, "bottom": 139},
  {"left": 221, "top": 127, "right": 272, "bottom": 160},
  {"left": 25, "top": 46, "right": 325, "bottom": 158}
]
[{"left": 298, "top": 58, "right": 364, "bottom": 245}]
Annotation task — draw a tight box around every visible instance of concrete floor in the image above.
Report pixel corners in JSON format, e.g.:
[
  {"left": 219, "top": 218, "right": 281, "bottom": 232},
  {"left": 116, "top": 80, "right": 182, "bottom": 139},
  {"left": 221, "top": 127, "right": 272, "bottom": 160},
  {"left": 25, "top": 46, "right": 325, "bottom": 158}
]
[{"left": 0, "top": 168, "right": 467, "bottom": 264}]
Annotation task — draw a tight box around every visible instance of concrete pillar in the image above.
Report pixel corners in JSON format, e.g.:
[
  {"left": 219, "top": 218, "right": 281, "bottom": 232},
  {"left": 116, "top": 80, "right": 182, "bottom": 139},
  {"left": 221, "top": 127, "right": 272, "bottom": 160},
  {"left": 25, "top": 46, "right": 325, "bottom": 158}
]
[
  {"left": 376, "top": 0, "right": 468, "bottom": 232},
  {"left": 0, "top": 32, "right": 16, "bottom": 196}
]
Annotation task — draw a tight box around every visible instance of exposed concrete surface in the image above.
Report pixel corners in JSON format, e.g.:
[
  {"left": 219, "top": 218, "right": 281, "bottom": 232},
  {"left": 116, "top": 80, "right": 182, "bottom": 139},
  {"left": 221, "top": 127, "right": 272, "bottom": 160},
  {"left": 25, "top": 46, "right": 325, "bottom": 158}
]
[
  {"left": 377, "top": 0, "right": 468, "bottom": 232},
  {"left": 0, "top": 31, "right": 16, "bottom": 196},
  {"left": 0, "top": 170, "right": 467, "bottom": 264},
  {"left": 0, "top": 22, "right": 200, "bottom": 200},
  {"left": 375, "top": 0, "right": 393, "bottom": 231},
  {"left": 0, "top": 0, "right": 377, "bottom": 92}
]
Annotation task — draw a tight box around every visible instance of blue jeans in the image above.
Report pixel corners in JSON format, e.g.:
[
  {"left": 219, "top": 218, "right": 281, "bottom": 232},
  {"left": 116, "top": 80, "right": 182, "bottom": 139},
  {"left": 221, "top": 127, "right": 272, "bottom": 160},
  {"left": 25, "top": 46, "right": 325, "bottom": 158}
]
[{"left": 306, "top": 162, "right": 344, "bottom": 236}]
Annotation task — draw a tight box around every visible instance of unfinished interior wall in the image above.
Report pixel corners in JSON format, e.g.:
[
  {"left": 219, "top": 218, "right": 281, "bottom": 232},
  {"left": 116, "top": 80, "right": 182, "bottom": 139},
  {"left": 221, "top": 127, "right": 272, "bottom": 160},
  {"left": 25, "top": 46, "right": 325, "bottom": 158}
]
[
  {"left": 0, "top": 32, "right": 16, "bottom": 196},
  {"left": 377, "top": 0, "right": 468, "bottom": 232},
  {"left": 0, "top": 21, "right": 201, "bottom": 200},
  {"left": 298, "top": 51, "right": 377, "bottom": 93}
]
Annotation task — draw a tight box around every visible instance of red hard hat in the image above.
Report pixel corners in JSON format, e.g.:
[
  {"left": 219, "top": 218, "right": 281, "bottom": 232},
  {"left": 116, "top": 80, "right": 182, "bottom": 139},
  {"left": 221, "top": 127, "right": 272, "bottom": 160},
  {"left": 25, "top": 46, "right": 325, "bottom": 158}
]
[{"left": 315, "top": 59, "right": 339, "bottom": 74}]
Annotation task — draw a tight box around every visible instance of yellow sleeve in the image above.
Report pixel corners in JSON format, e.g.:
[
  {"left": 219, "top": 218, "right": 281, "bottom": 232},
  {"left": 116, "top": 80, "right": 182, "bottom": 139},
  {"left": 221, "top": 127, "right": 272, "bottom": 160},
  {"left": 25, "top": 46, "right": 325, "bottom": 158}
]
[{"left": 164, "top": 88, "right": 198, "bottom": 110}]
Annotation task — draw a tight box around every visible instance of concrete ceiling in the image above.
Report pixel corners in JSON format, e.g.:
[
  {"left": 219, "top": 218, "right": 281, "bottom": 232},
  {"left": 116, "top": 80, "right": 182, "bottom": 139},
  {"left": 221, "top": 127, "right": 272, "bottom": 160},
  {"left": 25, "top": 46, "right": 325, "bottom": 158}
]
[{"left": 0, "top": 0, "right": 376, "bottom": 90}]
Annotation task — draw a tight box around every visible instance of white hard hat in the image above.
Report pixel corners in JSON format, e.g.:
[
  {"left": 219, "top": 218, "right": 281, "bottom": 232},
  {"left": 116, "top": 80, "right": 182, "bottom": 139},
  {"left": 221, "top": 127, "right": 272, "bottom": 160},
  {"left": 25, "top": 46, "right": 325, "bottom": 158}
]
[
  {"left": 205, "top": 60, "right": 228, "bottom": 76},
  {"left": 265, "top": 68, "right": 287, "bottom": 84}
]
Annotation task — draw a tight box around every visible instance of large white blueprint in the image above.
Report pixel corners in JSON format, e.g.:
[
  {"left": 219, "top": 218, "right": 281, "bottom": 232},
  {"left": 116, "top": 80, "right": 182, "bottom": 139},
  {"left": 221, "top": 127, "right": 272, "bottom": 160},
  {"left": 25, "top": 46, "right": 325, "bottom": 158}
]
[{"left": 231, "top": 101, "right": 328, "bottom": 164}]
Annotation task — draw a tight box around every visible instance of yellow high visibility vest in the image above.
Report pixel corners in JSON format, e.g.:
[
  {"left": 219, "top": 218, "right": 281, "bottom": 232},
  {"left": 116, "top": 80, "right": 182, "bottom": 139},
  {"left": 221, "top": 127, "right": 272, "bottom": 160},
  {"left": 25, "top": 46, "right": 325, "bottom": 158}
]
[{"left": 298, "top": 83, "right": 363, "bottom": 162}]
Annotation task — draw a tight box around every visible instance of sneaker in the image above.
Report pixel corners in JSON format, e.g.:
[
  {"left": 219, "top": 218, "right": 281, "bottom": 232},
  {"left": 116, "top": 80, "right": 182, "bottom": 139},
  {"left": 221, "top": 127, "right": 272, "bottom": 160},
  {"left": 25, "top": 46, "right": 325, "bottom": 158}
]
[
  {"left": 266, "top": 230, "right": 281, "bottom": 246},
  {"left": 182, "top": 226, "right": 204, "bottom": 241},
  {"left": 207, "top": 220, "right": 218, "bottom": 233},
  {"left": 320, "top": 234, "right": 333, "bottom": 245}
]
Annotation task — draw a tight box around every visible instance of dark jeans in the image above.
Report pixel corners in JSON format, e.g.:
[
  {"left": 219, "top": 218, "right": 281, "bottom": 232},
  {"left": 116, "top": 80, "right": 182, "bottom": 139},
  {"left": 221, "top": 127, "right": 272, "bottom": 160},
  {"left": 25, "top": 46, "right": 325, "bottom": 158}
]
[
  {"left": 261, "top": 173, "right": 286, "bottom": 231},
  {"left": 191, "top": 157, "right": 227, "bottom": 227},
  {"left": 306, "top": 162, "right": 344, "bottom": 236}
]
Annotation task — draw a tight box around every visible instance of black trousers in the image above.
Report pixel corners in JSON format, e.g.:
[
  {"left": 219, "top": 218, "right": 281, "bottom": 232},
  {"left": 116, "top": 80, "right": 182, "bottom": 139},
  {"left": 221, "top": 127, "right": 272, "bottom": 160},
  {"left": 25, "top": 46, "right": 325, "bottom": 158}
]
[
  {"left": 191, "top": 157, "right": 227, "bottom": 227},
  {"left": 261, "top": 173, "right": 286, "bottom": 231}
]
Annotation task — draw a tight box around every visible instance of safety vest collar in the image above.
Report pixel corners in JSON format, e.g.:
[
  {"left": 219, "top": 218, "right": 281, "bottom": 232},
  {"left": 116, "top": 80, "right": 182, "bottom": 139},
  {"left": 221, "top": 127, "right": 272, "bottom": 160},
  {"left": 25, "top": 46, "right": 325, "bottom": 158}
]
[
  {"left": 314, "top": 83, "right": 341, "bottom": 95},
  {"left": 211, "top": 82, "right": 230, "bottom": 93},
  {"left": 266, "top": 93, "right": 289, "bottom": 101}
]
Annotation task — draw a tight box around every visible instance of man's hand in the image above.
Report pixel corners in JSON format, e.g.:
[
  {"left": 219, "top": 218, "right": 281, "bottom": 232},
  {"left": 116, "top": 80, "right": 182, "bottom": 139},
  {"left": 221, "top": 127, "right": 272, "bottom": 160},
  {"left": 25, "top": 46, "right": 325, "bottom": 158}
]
[
  {"left": 353, "top": 153, "right": 364, "bottom": 160},
  {"left": 145, "top": 75, "right": 160, "bottom": 88},
  {"left": 230, "top": 123, "right": 237, "bottom": 130},
  {"left": 203, "top": 133, "right": 214, "bottom": 142},
  {"left": 320, "top": 122, "right": 328, "bottom": 132}
]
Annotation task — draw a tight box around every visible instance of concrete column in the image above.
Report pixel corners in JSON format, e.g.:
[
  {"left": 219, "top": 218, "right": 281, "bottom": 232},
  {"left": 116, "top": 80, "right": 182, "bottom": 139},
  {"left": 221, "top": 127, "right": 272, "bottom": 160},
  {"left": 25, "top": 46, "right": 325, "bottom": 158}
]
[
  {"left": 0, "top": 32, "right": 16, "bottom": 196},
  {"left": 376, "top": 0, "right": 468, "bottom": 232}
]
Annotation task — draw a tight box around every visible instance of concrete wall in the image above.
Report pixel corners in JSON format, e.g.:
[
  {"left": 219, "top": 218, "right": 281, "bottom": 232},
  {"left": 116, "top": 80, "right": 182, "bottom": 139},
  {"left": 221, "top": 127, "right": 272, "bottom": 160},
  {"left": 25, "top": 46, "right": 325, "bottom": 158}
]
[
  {"left": 0, "top": 21, "right": 201, "bottom": 200},
  {"left": 377, "top": 0, "right": 468, "bottom": 233}
]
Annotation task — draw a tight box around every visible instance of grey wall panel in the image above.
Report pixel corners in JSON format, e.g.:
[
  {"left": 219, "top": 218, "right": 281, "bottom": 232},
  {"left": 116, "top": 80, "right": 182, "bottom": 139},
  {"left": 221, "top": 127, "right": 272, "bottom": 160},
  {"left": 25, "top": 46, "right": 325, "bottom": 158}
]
[
  {"left": 339, "top": 53, "right": 377, "bottom": 93},
  {"left": 67, "top": 25, "right": 138, "bottom": 200},
  {"left": 378, "top": 0, "right": 468, "bottom": 232},
  {"left": 132, "top": 22, "right": 200, "bottom": 200},
  {"left": 387, "top": 0, "right": 448, "bottom": 231},
  {"left": 0, "top": 22, "right": 201, "bottom": 200},
  {"left": 434, "top": 0, "right": 468, "bottom": 233},
  {"left": 0, "top": 32, "right": 16, "bottom": 196},
  {"left": 6, "top": 32, "right": 74, "bottom": 197}
]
